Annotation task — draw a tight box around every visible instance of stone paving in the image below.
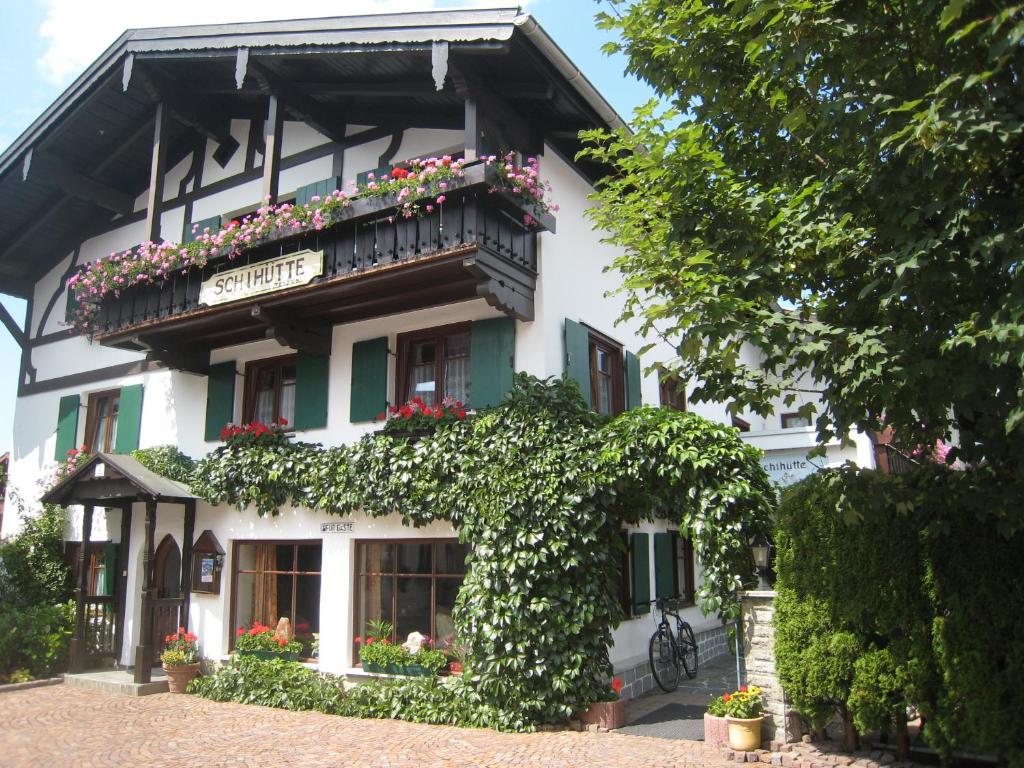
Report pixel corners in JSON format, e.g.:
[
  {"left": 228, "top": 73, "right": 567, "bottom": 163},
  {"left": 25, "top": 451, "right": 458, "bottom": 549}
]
[{"left": 0, "top": 683, "right": 741, "bottom": 768}]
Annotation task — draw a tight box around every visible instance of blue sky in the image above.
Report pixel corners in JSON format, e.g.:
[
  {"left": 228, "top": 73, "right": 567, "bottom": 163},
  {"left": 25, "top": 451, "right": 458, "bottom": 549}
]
[{"left": 0, "top": 0, "right": 655, "bottom": 455}]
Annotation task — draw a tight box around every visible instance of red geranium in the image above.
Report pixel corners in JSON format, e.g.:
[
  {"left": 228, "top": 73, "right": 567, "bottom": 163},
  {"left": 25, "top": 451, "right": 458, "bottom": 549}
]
[{"left": 612, "top": 677, "right": 623, "bottom": 695}]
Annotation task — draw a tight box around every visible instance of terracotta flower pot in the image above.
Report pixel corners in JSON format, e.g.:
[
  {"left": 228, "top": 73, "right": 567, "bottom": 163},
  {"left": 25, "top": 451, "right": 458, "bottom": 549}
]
[
  {"left": 727, "top": 716, "right": 764, "bottom": 751},
  {"left": 704, "top": 712, "right": 730, "bottom": 747},
  {"left": 578, "top": 698, "right": 625, "bottom": 730},
  {"left": 162, "top": 662, "right": 200, "bottom": 694}
]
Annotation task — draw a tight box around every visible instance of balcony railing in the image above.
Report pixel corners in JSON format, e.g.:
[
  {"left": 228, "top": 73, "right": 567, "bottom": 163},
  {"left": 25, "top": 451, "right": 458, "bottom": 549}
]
[{"left": 94, "top": 163, "right": 551, "bottom": 355}]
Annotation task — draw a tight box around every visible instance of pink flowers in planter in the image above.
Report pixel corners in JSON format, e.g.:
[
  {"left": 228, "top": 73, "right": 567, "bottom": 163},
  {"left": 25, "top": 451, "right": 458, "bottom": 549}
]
[{"left": 483, "top": 152, "right": 559, "bottom": 221}]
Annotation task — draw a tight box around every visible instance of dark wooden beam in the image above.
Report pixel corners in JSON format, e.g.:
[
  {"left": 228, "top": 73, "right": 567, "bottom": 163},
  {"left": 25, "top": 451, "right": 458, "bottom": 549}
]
[
  {"left": 251, "top": 304, "right": 331, "bottom": 356},
  {"left": 180, "top": 500, "right": 196, "bottom": 632},
  {"left": 69, "top": 503, "right": 93, "bottom": 673},
  {"left": 132, "top": 336, "right": 210, "bottom": 375},
  {"left": 145, "top": 102, "right": 168, "bottom": 244},
  {"left": 114, "top": 503, "right": 133, "bottom": 663},
  {"left": 451, "top": 65, "right": 541, "bottom": 156},
  {"left": 32, "top": 153, "right": 134, "bottom": 216},
  {"left": 134, "top": 499, "right": 157, "bottom": 685},
  {"left": 464, "top": 96, "right": 479, "bottom": 161},
  {"left": 247, "top": 60, "right": 348, "bottom": 144},
  {"left": 0, "top": 301, "right": 26, "bottom": 350},
  {"left": 262, "top": 94, "right": 283, "bottom": 204}
]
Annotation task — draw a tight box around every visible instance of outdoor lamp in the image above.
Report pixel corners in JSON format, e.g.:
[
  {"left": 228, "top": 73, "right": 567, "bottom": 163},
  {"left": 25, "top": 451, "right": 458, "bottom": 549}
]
[{"left": 750, "top": 533, "right": 771, "bottom": 590}]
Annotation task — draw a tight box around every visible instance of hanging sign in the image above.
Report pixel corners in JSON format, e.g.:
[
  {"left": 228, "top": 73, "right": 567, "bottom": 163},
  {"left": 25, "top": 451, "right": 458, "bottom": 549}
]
[
  {"left": 199, "top": 249, "right": 324, "bottom": 307},
  {"left": 760, "top": 449, "right": 819, "bottom": 486}
]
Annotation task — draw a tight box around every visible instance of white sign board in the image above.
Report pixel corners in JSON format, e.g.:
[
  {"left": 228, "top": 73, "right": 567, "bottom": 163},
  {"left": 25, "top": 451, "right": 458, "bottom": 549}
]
[
  {"left": 760, "top": 449, "right": 819, "bottom": 487},
  {"left": 199, "top": 249, "right": 324, "bottom": 307},
  {"left": 320, "top": 521, "right": 355, "bottom": 533}
]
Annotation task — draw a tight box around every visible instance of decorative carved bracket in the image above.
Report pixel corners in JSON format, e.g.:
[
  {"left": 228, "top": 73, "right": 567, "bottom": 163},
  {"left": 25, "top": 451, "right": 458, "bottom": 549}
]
[
  {"left": 132, "top": 336, "right": 210, "bottom": 375},
  {"left": 251, "top": 305, "right": 332, "bottom": 356},
  {"left": 462, "top": 255, "right": 535, "bottom": 321}
]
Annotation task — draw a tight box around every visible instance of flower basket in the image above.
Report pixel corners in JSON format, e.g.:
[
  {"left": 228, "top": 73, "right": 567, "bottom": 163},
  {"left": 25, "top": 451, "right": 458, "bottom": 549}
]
[
  {"left": 162, "top": 662, "right": 200, "bottom": 694},
  {"left": 578, "top": 699, "right": 626, "bottom": 730},
  {"left": 362, "top": 661, "right": 385, "bottom": 674},
  {"left": 237, "top": 649, "right": 300, "bottom": 662},
  {"left": 727, "top": 716, "right": 764, "bottom": 751},
  {"left": 704, "top": 712, "right": 730, "bottom": 747}
]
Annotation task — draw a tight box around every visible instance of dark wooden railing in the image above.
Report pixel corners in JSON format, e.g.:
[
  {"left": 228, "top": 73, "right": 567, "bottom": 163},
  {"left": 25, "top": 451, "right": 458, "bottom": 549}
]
[
  {"left": 92, "top": 165, "right": 547, "bottom": 337},
  {"left": 150, "top": 597, "right": 183, "bottom": 660},
  {"left": 883, "top": 444, "right": 919, "bottom": 475},
  {"left": 84, "top": 595, "right": 118, "bottom": 660}
]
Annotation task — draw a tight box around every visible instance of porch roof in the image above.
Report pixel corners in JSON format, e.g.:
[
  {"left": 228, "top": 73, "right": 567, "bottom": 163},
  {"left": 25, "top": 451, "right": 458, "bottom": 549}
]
[{"left": 41, "top": 452, "right": 198, "bottom": 506}]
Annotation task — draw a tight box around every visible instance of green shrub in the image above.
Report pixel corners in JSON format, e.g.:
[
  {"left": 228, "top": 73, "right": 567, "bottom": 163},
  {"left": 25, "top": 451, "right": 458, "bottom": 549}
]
[
  {"left": 338, "top": 676, "right": 478, "bottom": 727},
  {"left": 131, "top": 445, "right": 196, "bottom": 485},
  {"left": 0, "top": 601, "right": 74, "bottom": 681},
  {"left": 188, "top": 656, "right": 346, "bottom": 713},
  {"left": 0, "top": 502, "right": 71, "bottom": 609}
]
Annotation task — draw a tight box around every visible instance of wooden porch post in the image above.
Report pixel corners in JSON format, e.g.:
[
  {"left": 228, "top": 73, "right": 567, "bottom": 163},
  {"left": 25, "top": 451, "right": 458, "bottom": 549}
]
[
  {"left": 113, "top": 502, "right": 133, "bottom": 664},
  {"left": 134, "top": 499, "right": 157, "bottom": 684},
  {"left": 179, "top": 500, "right": 196, "bottom": 630},
  {"left": 69, "top": 504, "right": 94, "bottom": 673}
]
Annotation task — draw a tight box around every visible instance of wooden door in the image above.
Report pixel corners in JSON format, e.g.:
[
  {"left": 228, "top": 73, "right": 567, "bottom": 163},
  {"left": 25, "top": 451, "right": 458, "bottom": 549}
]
[{"left": 151, "top": 535, "right": 182, "bottom": 663}]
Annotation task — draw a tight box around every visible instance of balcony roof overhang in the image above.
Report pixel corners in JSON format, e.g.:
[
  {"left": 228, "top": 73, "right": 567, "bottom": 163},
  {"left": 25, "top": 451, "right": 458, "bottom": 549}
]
[{"left": 0, "top": 9, "right": 623, "bottom": 298}]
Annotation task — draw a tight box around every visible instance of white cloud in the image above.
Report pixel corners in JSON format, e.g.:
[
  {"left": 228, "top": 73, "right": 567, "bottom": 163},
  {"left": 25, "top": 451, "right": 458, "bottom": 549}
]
[{"left": 37, "top": 0, "right": 523, "bottom": 86}]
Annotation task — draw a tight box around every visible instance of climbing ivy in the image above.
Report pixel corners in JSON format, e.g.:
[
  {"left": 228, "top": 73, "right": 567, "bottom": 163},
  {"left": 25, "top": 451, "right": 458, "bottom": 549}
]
[{"left": 172, "top": 376, "right": 773, "bottom": 728}]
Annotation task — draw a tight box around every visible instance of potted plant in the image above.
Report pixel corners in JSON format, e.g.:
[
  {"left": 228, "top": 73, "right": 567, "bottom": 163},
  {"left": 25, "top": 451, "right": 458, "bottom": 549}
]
[
  {"left": 704, "top": 692, "right": 731, "bottom": 747},
  {"left": 356, "top": 623, "right": 449, "bottom": 676},
  {"left": 235, "top": 621, "right": 302, "bottom": 661},
  {"left": 161, "top": 627, "right": 200, "bottom": 694},
  {"left": 720, "top": 685, "right": 765, "bottom": 751},
  {"left": 578, "top": 677, "right": 626, "bottom": 730},
  {"left": 375, "top": 396, "right": 469, "bottom": 438}
]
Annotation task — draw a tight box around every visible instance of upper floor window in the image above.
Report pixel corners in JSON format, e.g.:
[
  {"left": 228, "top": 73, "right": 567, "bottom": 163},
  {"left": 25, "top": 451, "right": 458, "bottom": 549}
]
[
  {"left": 84, "top": 389, "right": 119, "bottom": 452},
  {"left": 589, "top": 330, "right": 624, "bottom": 416},
  {"left": 396, "top": 323, "right": 470, "bottom": 406},
  {"left": 732, "top": 416, "right": 751, "bottom": 433},
  {"left": 659, "top": 372, "right": 687, "bottom": 411},
  {"left": 781, "top": 413, "right": 812, "bottom": 429},
  {"left": 243, "top": 355, "right": 296, "bottom": 425}
]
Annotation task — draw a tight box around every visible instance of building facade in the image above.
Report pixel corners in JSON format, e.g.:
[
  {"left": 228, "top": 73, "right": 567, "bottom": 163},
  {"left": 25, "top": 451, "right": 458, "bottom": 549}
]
[{"left": 0, "top": 10, "right": 873, "bottom": 692}]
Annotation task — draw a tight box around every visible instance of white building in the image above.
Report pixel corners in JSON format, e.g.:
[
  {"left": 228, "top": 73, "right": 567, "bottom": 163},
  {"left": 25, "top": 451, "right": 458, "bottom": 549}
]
[{"left": 0, "top": 10, "right": 874, "bottom": 695}]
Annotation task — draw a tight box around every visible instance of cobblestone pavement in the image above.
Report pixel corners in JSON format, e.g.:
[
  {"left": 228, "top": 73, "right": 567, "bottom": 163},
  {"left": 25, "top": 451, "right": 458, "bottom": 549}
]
[{"left": 1, "top": 684, "right": 740, "bottom": 768}]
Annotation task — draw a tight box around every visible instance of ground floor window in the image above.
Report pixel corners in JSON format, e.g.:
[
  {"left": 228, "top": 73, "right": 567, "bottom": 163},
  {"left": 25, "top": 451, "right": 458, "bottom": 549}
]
[
  {"left": 671, "top": 532, "right": 696, "bottom": 607},
  {"left": 354, "top": 539, "right": 469, "bottom": 661},
  {"left": 64, "top": 541, "right": 116, "bottom": 597},
  {"left": 231, "top": 540, "right": 321, "bottom": 657}
]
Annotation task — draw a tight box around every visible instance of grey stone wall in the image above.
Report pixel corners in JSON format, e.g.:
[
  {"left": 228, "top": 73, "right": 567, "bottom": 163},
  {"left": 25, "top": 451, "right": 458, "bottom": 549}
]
[
  {"left": 741, "top": 590, "right": 795, "bottom": 743},
  {"left": 614, "top": 623, "right": 732, "bottom": 701}
]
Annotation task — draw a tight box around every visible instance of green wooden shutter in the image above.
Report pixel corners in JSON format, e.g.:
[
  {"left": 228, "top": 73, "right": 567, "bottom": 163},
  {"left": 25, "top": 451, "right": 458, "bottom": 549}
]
[
  {"left": 630, "top": 532, "right": 651, "bottom": 615},
  {"left": 295, "top": 176, "right": 343, "bottom": 207},
  {"left": 350, "top": 337, "right": 389, "bottom": 422},
  {"left": 294, "top": 352, "right": 330, "bottom": 430},
  {"left": 102, "top": 543, "right": 118, "bottom": 597},
  {"left": 469, "top": 317, "right": 516, "bottom": 408},
  {"left": 183, "top": 215, "right": 222, "bottom": 244},
  {"left": 625, "top": 350, "right": 642, "bottom": 410},
  {"left": 64, "top": 286, "right": 80, "bottom": 325},
  {"left": 204, "top": 361, "right": 236, "bottom": 441},
  {"left": 654, "top": 532, "right": 676, "bottom": 599},
  {"left": 356, "top": 166, "right": 393, "bottom": 187},
  {"left": 114, "top": 384, "right": 143, "bottom": 453},
  {"left": 564, "top": 318, "right": 591, "bottom": 406},
  {"left": 55, "top": 394, "right": 81, "bottom": 460}
]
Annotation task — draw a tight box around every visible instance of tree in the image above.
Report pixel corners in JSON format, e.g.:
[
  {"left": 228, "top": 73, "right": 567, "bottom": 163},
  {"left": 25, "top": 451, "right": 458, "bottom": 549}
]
[{"left": 582, "top": 1, "right": 1024, "bottom": 489}]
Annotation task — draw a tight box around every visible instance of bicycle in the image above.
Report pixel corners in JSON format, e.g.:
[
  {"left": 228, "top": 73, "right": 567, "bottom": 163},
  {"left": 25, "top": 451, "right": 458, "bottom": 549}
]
[{"left": 647, "top": 597, "right": 699, "bottom": 692}]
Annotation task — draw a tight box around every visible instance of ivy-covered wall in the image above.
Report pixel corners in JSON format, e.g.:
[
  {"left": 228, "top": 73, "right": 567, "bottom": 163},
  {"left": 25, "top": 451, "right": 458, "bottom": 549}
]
[{"left": 135, "top": 375, "right": 774, "bottom": 729}]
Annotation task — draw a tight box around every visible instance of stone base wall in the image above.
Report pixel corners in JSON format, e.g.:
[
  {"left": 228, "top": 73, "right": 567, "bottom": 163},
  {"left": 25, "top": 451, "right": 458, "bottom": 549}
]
[
  {"left": 741, "top": 590, "right": 795, "bottom": 744},
  {"left": 614, "top": 623, "right": 733, "bottom": 701}
]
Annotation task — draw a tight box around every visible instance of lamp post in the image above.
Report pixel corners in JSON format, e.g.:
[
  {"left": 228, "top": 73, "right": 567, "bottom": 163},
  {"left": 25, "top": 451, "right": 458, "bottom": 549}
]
[{"left": 750, "top": 533, "right": 771, "bottom": 591}]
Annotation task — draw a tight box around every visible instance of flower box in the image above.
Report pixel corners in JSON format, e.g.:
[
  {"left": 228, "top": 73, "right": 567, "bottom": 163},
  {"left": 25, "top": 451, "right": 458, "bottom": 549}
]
[
  {"left": 577, "top": 698, "right": 626, "bottom": 730},
  {"left": 704, "top": 712, "right": 730, "bottom": 747},
  {"left": 237, "top": 649, "right": 300, "bottom": 662}
]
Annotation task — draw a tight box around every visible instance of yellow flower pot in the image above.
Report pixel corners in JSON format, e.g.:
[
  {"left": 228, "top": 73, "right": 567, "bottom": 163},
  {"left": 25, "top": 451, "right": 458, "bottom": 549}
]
[{"left": 727, "top": 716, "right": 763, "bottom": 751}]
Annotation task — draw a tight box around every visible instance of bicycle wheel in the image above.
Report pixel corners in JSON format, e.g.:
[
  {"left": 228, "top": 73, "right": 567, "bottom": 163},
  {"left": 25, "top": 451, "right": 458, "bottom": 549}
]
[
  {"left": 649, "top": 625, "right": 681, "bottom": 692},
  {"left": 678, "top": 621, "right": 699, "bottom": 679}
]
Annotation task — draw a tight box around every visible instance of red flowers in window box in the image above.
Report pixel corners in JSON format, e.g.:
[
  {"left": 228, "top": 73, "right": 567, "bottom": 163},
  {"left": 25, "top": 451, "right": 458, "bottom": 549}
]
[
  {"left": 376, "top": 396, "right": 472, "bottom": 435},
  {"left": 218, "top": 418, "right": 290, "bottom": 448}
]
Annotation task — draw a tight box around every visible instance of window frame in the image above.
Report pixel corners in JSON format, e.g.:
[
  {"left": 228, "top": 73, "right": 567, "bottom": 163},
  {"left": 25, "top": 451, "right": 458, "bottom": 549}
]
[
  {"left": 587, "top": 327, "right": 625, "bottom": 416},
  {"left": 671, "top": 531, "right": 696, "bottom": 609},
  {"left": 395, "top": 322, "right": 472, "bottom": 406},
  {"left": 781, "top": 412, "right": 812, "bottom": 430},
  {"left": 352, "top": 538, "right": 469, "bottom": 664},
  {"left": 228, "top": 539, "right": 323, "bottom": 656},
  {"left": 83, "top": 388, "right": 120, "bottom": 453},
  {"left": 658, "top": 371, "right": 687, "bottom": 412},
  {"left": 731, "top": 416, "right": 751, "bottom": 433},
  {"left": 617, "top": 529, "right": 633, "bottom": 619},
  {"left": 242, "top": 354, "right": 298, "bottom": 426}
]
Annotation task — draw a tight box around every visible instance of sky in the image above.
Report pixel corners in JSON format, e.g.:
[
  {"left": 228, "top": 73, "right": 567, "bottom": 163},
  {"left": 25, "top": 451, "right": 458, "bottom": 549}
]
[{"left": 0, "top": 0, "right": 657, "bottom": 455}]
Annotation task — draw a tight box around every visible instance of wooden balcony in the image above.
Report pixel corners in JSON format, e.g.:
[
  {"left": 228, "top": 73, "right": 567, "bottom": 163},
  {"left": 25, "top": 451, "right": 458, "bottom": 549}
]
[{"left": 93, "top": 164, "right": 551, "bottom": 371}]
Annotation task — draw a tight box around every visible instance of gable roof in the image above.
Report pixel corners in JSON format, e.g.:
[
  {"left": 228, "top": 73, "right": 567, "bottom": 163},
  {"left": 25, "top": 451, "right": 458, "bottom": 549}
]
[{"left": 41, "top": 452, "right": 198, "bottom": 506}]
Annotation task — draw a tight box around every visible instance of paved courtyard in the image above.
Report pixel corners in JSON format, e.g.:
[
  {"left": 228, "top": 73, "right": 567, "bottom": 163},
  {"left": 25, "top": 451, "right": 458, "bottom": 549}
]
[{"left": 0, "top": 683, "right": 738, "bottom": 768}]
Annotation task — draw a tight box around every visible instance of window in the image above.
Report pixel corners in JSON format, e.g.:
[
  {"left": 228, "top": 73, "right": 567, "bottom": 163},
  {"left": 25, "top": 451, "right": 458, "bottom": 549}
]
[
  {"left": 396, "top": 324, "right": 471, "bottom": 407},
  {"left": 354, "top": 539, "right": 469, "bottom": 661},
  {"left": 671, "top": 532, "right": 696, "bottom": 607},
  {"left": 617, "top": 529, "right": 633, "bottom": 618},
  {"left": 64, "top": 542, "right": 115, "bottom": 597},
  {"left": 588, "top": 329, "right": 624, "bottom": 416},
  {"left": 84, "top": 389, "right": 119, "bottom": 452},
  {"left": 243, "top": 355, "right": 296, "bottom": 425},
  {"left": 781, "top": 413, "right": 812, "bottom": 429},
  {"left": 731, "top": 416, "right": 751, "bottom": 433},
  {"left": 659, "top": 372, "right": 687, "bottom": 411},
  {"left": 231, "top": 541, "right": 321, "bottom": 657}
]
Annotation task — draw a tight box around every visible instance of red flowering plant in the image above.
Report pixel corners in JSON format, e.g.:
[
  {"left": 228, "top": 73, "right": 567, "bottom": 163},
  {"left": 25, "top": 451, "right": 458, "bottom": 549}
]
[
  {"left": 707, "top": 685, "right": 763, "bottom": 719},
  {"left": 53, "top": 444, "right": 91, "bottom": 484},
  {"left": 376, "top": 395, "right": 469, "bottom": 435},
  {"left": 160, "top": 627, "right": 199, "bottom": 666},
  {"left": 483, "top": 152, "right": 558, "bottom": 225},
  {"left": 234, "top": 621, "right": 302, "bottom": 655},
  {"left": 361, "top": 155, "right": 468, "bottom": 220},
  {"left": 219, "top": 418, "right": 290, "bottom": 448}
]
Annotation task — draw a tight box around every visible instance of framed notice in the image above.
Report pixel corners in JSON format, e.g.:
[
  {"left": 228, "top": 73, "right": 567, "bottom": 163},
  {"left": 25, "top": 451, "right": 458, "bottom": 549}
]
[{"left": 190, "top": 530, "right": 225, "bottom": 594}]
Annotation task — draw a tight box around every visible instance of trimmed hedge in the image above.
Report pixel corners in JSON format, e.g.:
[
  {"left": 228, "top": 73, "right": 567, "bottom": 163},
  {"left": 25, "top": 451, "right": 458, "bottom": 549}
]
[{"left": 774, "top": 467, "right": 1024, "bottom": 763}]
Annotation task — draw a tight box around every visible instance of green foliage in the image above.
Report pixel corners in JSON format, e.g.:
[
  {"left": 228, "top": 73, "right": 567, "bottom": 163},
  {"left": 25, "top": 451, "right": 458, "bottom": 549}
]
[
  {"left": 0, "top": 502, "right": 71, "bottom": 608},
  {"left": 338, "top": 675, "right": 478, "bottom": 727},
  {"left": 0, "top": 601, "right": 74, "bottom": 682},
  {"left": 141, "top": 376, "right": 774, "bottom": 729},
  {"left": 188, "top": 656, "right": 346, "bottom": 713},
  {"left": 131, "top": 445, "right": 196, "bottom": 485},
  {"left": 774, "top": 466, "right": 1024, "bottom": 761},
  {"left": 584, "top": 0, "right": 1024, "bottom": 481}
]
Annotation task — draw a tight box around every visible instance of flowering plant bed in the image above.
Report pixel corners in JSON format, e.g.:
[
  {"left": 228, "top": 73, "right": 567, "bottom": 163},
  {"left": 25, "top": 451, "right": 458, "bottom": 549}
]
[
  {"left": 235, "top": 621, "right": 302, "bottom": 657},
  {"left": 357, "top": 623, "right": 447, "bottom": 676},
  {"left": 577, "top": 677, "right": 625, "bottom": 730},
  {"left": 376, "top": 396, "right": 468, "bottom": 434},
  {"left": 67, "top": 155, "right": 554, "bottom": 333},
  {"left": 219, "top": 419, "right": 290, "bottom": 448}
]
